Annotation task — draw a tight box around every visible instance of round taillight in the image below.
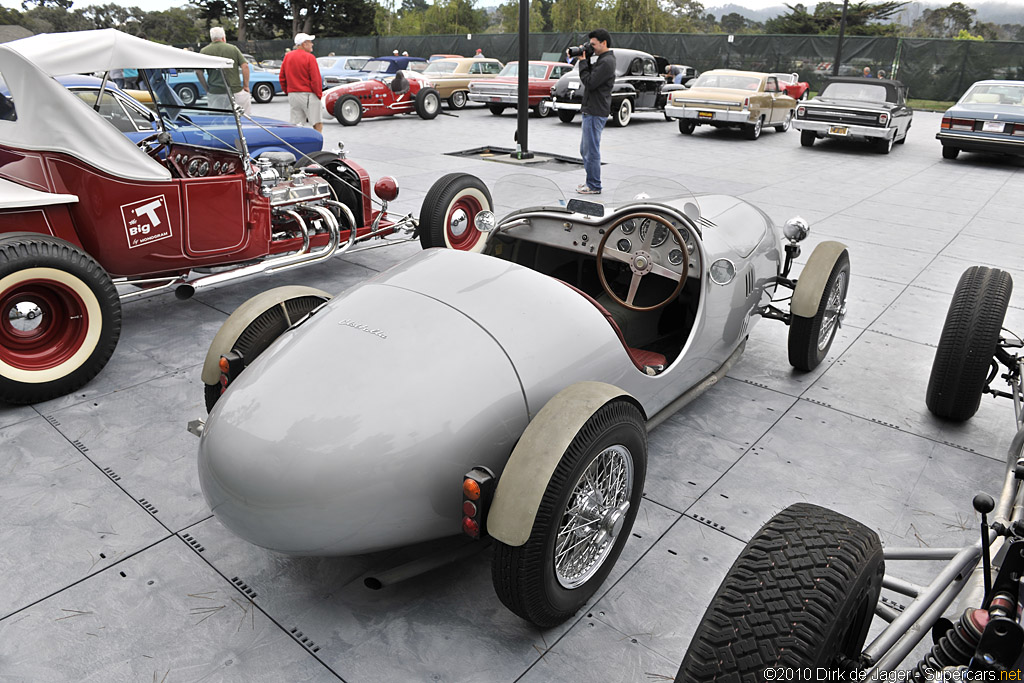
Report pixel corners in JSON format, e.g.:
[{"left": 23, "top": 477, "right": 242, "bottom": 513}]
[
  {"left": 374, "top": 176, "right": 399, "bottom": 202},
  {"left": 462, "top": 517, "right": 480, "bottom": 537},
  {"left": 218, "top": 356, "right": 230, "bottom": 373},
  {"left": 463, "top": 501, "right": 477, "bottom": 517},
  {"left": 463, "top": 479, "right": 481, "bottom": 501},
  {"left": 879, "top": 113, "right": 889, "bottom": 125}
]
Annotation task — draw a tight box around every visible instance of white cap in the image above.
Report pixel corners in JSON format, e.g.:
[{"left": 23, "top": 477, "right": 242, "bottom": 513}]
[{"left": 294, "top": 33, "right": 315, "bottom": 45}]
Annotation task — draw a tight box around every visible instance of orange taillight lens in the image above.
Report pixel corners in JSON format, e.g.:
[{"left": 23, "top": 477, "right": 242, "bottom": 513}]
[
  {"left": 463, "top": 478, "right": 481, "bottom": 501},
  {"left": 219, "top": 356, "right": 231, "bottom": 373}
]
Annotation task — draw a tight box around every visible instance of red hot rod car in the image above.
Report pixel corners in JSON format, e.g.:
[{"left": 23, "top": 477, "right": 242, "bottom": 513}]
[
  {"left": 321, "top": 71, "right": 442, "bottom": 127},
  {"left": 0, "top": 30, "right": 416, "bottom": 404}
]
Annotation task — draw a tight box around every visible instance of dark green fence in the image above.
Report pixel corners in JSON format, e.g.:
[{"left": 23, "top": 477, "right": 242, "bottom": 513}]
[{"left": 234, "top": 33, "right": 1024, "bottom": 101}]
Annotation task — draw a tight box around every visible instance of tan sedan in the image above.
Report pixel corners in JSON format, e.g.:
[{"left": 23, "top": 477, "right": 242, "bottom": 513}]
[
  {"left": 421, "top": 58, "right": 504, "bottom": 109},
  {"left": 664, "top": 69, "right": 797, "bottom": 140}
]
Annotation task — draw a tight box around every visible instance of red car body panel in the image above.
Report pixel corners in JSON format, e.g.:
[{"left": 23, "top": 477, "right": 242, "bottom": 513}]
[
  {"left": 323, "top": 75, "right": 430, "bottom": 120},
  {"left": 478, "top": 61, "right": 567, "bottom": 107}
]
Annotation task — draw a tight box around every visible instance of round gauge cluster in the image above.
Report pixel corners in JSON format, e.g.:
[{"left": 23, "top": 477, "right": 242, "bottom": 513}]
[{"left": 187, "top": 157, "right": 211, "bottom": 177}]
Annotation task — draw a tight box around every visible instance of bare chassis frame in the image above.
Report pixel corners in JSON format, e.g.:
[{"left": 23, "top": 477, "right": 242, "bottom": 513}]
[{"left": 861, "top": 349, "right": 1024, "bottom": 673}]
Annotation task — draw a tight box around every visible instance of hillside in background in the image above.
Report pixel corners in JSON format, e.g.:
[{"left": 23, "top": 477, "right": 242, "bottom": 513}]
[{"left": 706, "top": 1, "right": 1023, "bottom": 25}]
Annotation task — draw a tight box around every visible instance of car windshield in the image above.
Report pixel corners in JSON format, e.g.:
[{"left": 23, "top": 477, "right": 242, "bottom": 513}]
[
  {"left": 961, "top": 83, "right": 1024, "bottom": 105},
  {"left": 346, "top": 58, "right": 368, "bottom": 70},
  {"left": 692, "top": 73, "right": 762, "bottom": 91},
  {"left": 771, "top": 73, "right": 796, "bottom": 84},
  {"left": 820, "top": 81, "right": 892, "bottom": 103},
  {"left": 424, "top": 61, "right": 458, "bottom": 74},
  {"left": 491, "top": 174, "right": 699, "bottom": 220},
  {"left": 361, "top": 60, "right": 390, "bottom": 72},
  {"left": 499, "top": 63, "right": 549, "bottom": 79},
  {"left": 318, "top": 57, "right": 338, "bottom": 68}
]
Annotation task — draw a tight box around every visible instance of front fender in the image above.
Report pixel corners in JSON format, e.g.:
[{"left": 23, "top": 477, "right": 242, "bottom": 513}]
[
  {"left": 487, "top": 381, "right": 643, "bottom": 547},
  {"left": 792, "top": 240, "right": 848, "bottom": 318}
]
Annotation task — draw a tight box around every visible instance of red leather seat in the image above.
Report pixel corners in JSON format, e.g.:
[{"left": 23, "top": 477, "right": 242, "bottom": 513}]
[{"left": 560, "top": 281, "right": 667, "bottom": 373}]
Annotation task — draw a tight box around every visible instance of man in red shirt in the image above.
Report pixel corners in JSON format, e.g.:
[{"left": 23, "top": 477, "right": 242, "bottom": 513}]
[{"left": 279, "top": 32, "right": 323, "bottom": 132}]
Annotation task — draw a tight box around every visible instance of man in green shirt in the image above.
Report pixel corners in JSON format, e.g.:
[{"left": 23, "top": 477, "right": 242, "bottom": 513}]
[{"left": 199, "top": 26, "right": 251, "bottom": 115}]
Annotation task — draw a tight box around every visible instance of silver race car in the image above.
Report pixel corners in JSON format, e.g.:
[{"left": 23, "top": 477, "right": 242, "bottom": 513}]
[{"left": 189, "top": 173, "right": 851, "bottom": 627}]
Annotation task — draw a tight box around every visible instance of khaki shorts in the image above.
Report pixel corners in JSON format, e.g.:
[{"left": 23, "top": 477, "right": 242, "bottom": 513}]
[
  {"left": 233, "top": 89, "right": 252, "bottom": 117},
  {"left": 288, "top": 92, "right": 322, "bottom": 126}
]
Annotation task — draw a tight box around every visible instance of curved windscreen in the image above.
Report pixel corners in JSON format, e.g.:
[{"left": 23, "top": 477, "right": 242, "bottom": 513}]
[
  {"left": 492, "top": 174, "right": 567, "bottom": 218},
  {"left": 499, "top": 63, "right": 550, "bottom": 79},
  {"left": 961, "top": 83, "right": 1024, "bottom": 105},
  {"left": 611, "top": 176, "right": 700, "bottom": 221},
  {"left": 820, "top": 81, "right": 892, "bottom": 103},
  {"left": 424, "top": 60, "right": 458, "bottom": 74},
  {"left": 361, "top": 60, "right": 390, "bottom": 73}
]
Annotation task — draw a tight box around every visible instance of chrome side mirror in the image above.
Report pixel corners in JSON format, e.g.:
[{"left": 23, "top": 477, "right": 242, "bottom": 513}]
[{"left": 783, "top": 216, "right": 809, "bottom": 243}]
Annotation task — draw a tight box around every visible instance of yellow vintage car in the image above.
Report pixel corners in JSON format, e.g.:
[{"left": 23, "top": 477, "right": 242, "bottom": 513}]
[
  {"left": 664, "top": 69, "right": 797, "bottom": 140},
  {"left": 421, "top": 57, "right": 504, "bottom": 109}
]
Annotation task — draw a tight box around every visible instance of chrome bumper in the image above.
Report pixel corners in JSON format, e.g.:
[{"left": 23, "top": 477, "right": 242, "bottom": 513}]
[
  {"left": 468, "top": 93, "right": 518, "bottom": 104},
  {"left": 551, "top": 101, "right": 582, "bottom": 111},
  {"left": 936, "top": 130, "right": 1024, "bottom": 149},
  {"left": 795, "top": 119, "right": 893, "bottom": 140},
  {"left": 664, "top": 103, "right": 750, "bottom": 123}
]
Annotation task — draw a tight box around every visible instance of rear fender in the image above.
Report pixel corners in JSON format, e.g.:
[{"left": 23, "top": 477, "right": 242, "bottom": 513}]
[
  {"left": 791, "top": 240, "right": 848, "bottom": 318},
  {"left": 200, "top": 285, "right": 331, "bottom": 385},
  {"left": 487, "top": 381, "right": 644, "bottom": 547}
]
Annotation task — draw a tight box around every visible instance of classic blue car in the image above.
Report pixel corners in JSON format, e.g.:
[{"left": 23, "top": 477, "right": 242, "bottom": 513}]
[
  {"left": 331, "top": 55, "right": 428, "bottom": 84},
  {"left": 318, "top": 55, "right": 372, "bottom": 88},
  {"left": 59, "top": 75, "right": 322, "bottom": 158},
  {"left": 937, "top": 80, "right": 1024, "bottom": 160},
  {"left": 167, "top": 63, "right": 283, "bottom": 105}
]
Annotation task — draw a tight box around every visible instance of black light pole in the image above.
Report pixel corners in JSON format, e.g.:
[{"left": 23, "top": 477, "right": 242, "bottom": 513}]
[
  {"left": 832, "top": 0, "right": 850, "bottom": 77},
  {"left": 513, "top": 0, "right": 533, "bottom": 159}
]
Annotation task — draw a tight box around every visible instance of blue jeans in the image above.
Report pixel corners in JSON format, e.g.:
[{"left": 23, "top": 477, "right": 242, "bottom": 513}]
[{"left": 580, "top": 113, "right": 606, "bottom": 191}]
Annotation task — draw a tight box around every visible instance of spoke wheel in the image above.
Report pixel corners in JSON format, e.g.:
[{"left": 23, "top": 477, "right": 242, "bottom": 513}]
[
  {"left": 492, "top": 400, "right": 647, "bottom": 627},
  {"left": 789, "top": 249, "right": 850, "bottom": 371},
  {"left": 448, "top": 90, "right": 467, "bottom": 109}
]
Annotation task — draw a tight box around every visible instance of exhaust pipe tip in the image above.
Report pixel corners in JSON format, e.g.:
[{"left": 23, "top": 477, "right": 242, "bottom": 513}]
[
  {"left": 175, "top": 284, "right": 195, "bottom": 300},
  {"left": 363, "top": 577, "right": 384, "bottom": 591}
]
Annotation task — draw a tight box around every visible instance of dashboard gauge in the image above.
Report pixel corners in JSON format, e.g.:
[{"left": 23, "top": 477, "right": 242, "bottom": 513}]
[
  {"left": 187, "top": 159, "right": 201, "bottom": 176},
  {"left": 668, "top": 249, "right": 684, "bottom": 266},
  {"left": 686, "top": 241, "right": 695, "bottom": 254},
  {"left": 197, "top": 160, "right": 210, "bottom": 176},
  {"left": 617, "top": 238, "right": 632, "bottom": 253},
  {"left": 638, "top": 218, "right": 650, "bottom": 242},
  {"left": 650, "top": 224, "right": 669, "bottom": 248},
  {"left": 620, "top": 219, "right": 636, "bottom": 235}
]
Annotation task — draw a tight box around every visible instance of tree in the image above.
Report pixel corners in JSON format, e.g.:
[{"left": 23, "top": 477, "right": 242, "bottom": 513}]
[
  {"left": 766, "top": 1, "right": 907, "bottom": 35},
  {"left": 21, "top": 0, "right": 73, "bottom": 10},
  {"left": 142, "top": 7, "right": 205, "bottom": 43}
]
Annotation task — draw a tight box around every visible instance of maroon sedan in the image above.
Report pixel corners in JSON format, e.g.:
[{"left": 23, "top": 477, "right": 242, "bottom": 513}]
[{"left": 467, "top": 60, "right": 574, "bottom": 118}]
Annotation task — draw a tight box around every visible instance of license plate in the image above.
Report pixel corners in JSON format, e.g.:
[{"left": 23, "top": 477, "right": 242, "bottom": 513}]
[
  {"left": 490, "top": 97, "right": 501, "bottom": 102},
  {"left": 983, "top": 120, "right": 1005, "bottom": 133},
  {"left": 829, "top": 125, "right": 849, "bottom": 136},
  {"left": 698, "top": 111, "right": 714, "bottom": 120}
]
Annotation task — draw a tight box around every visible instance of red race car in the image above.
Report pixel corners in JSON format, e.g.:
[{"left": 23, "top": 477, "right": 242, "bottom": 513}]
[
  {"left": 0, "top": 30, "right": 417, "bottom": 404},
  {"left": 467, "top": 60, "right": 574, "bottom": 118},
  {"left": 772, "top": 72, "right": 811, "bottom": 100},
  {"left": 322, "top": 71, "right": 441, "bottom": 126}
]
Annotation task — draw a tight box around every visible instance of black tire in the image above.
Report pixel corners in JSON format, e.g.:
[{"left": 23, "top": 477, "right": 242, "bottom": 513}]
[
  {"left": 789, "top": 249, "right": 850, "bottom": 371},
  {"left": 204, "top": 290, "right": 330, "bottom": 412},
  {"left": 801, "top": 130, "right": 816, "bottom": 147},
  {"left": 418, "top": 173, "right": 492, "bottom": 252},
  {"left": 677, "top": 503, "right": 883, "bottom": 682},
  {"left": 415, "top": 88, "right": 441, "bottom": 120},
  {"left": 743, "top": 115, "right": 763, "bottom": 140},
  {"left": 0, "top": 234, "right": 121, "bottom": 404},
  {"left": 926, "top": 266, "right": 1012, "bottom": 422},
  {"left": 678, "top": 119, "right": 696, "bottom": 135},
  {"left": 942, "top": 145, "right": 960, "bottom": 160},
  {"left": 251, "top": 82, "right": 274, "bottom": 104},
  {"left": 897, "top": 124, "right": 909, "bottom": 143},
  {"left": 492, "top": 400, "right": 647, "bottom": 628},
  {"left": 175, "top": 84, "right": 199, "bottom": 106},
  {"left": 610, "top": 97, "right": 632, "bottom": 127},
  {"left": 334, "top": 94, "right": 362, "bottom": 126},
  {"left": 488, "top": 104, "right": 506, "bottom": 116},
  {"left": 447, "top": 90, "right": 468, "bottom": 109},
  {"left": 775, "top": 109, "right": 793, "bottom": 132},
  {"left": 557, "top": 109, "right": 576, "bottom": 123},
  {"left": 532, "top": 99, "right": 552, "bottom": 118},
  {"left": 875, "top": 135, "right": 894, "bottom": 155}
]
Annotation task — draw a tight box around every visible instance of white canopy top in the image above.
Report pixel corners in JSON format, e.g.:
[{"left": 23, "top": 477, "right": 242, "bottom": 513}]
[
  {"left": 3, "top": 29, "right": 231, "bottom": 76},
  {"left": 0, "top": 30, "right": 234, "bottom": 182}
]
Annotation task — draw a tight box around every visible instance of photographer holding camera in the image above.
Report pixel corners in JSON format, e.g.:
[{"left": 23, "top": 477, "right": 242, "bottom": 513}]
[{"left": 567, "top": 29, "right": 615, "bottom": 195}]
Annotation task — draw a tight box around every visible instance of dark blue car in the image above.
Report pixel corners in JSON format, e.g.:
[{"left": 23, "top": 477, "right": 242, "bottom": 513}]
[
  {"left": 937, "top": 80, "right": 1024, "bottom": 160},
  {"left": 336, "top": 56, "right": 428, "bottom": 84},
  {"left": 59, "top": 74, "right": 322, "bottom": 158}
]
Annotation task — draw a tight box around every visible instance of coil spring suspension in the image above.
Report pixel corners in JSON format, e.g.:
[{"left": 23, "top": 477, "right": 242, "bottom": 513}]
[{"left": 912, "top": 609, "right": 987, "bottom": 681}]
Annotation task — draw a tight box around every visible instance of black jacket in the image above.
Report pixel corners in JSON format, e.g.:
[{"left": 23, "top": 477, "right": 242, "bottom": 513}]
[{"left": 579, "top": 50, "right": 615, "bottom": 116}]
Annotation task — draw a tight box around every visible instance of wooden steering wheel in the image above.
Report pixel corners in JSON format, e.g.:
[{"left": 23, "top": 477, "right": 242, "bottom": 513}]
[{"left": 596, "top": 212, "right": 690, "bottom": 312}]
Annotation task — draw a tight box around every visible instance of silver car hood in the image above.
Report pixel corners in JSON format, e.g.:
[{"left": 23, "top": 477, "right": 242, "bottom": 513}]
[{"left": 198, "top": 277, "right": 529, "bottom": 555}]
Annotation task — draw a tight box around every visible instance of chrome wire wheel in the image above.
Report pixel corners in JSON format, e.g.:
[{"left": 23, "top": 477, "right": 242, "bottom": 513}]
[
  {"left": 554, "top": 444, "right": 633, "bottom": 589},
  {"left": 818, "top": 270, "right": 847, "bottom": 351}
]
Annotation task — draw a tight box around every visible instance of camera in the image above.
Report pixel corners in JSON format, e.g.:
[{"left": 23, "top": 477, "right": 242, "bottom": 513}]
[{"left": 566, "top": 43, "right": 594, "bottom": 59}]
